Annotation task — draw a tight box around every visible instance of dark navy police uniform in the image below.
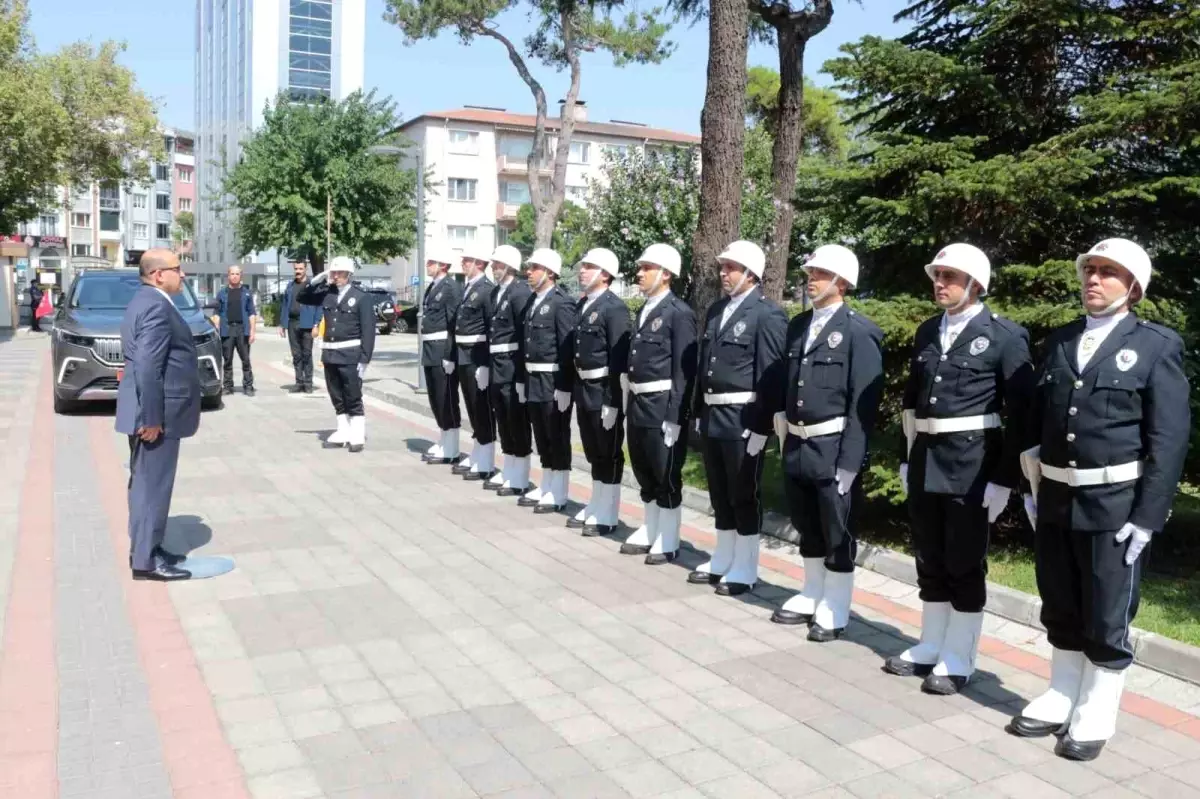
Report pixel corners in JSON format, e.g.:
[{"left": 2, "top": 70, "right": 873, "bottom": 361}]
[
  {"left": 488, "top": 277, "right": 535, "bottom": 464},
  {"left": 421, "top": 275, "right": 463, "bottom": 434},
  {"left": 523, "top": 286, "right": 577, "bottom": 474},
  {"left": 454, "top": 274, "right": 496, "bottom": 453},
  {"left": 573, "top": 290, "right": 631, "bottom": 486},
  {"left": 297, "top": 282, "right": 376, "bottom": 417}
]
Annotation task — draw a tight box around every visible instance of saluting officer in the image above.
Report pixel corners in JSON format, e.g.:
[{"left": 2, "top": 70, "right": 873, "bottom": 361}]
[
  {"left": 885, "top": 244, "right": 1033, "bottom": 694},
  {"left": 420, "top": 248, "right": 464, "bottom": 464},
  {"left": 483, "top": 245, "right": 536, "bottom": 495},
  {"left": 516, "top": 248, "right": 577, "bottom": 513},
  {"left": 619, "top": 244, "right": 697, "bottom": 564},
  {"left": 770, "top": 246, "right": 884, "bottom": 641},
  {"left": 296, "top": 256, "right": 376, "bottom": 453},
  {"left": 1007, "top": 239, "right": 1189, "bottom": 761},
  {"left": 567, "top": 248, "right": 631, "bottom": 536},
  {"left": 451, "top": 244, "right": 498, "bottom": 481},
  {"left": 688, "top": 241, "right": 788, "bottom": 595}
]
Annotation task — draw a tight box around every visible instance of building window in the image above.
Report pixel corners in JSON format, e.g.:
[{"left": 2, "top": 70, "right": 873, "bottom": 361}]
[
  {"left": 448, "top": 130, "right": 479, "bottom": 155},
  {"left": 156, "top": 223, "right": 171, "bottom": 240},
  {"left": 569, "top": 141, "right": 591, "bottom": 164},
  {"left": 499, "top": 181, "right": 531, "bottom": 205},
  {"left": 179, "top": 198, "right": 192, "bottom": 212},
  {"left": 71, "top": 213, "right": 91, "bottom": 228},
  {"left": 132, "top": 194, "right": 147, "bottom": 209},
  {"left": 566, "top": 185, "right": 588, "bottom": 203},
  {"left": 72, "top": 244, "right": 91, "bottom": 256},
  {"left": 498, "top": 137, "right": 533, "bottom": 160},
  {"left": 156, "top": 164, "right": 171, "bottom": 181},
  {"left": 133, "top": 223, "right": 148, "bottom": 239},
  {"left": 603, "top": 144, "right": 630, "bottom": 161},
  {"left": 447, "top": 178, "right": 477, "bottom": 202},
  {"left": 497, "top": 227, "right": 510, "bottom": 245},
  {"left": 288, "top": 0, "right": 332, "bottom": 101},
  {"left": 156, "top": 194, "right": 171, "bottom": 211},
  {"left": 39, "top": 215, "right": 58, "bottom": 235},
  {"left": 100, "top": 211, "right": 120, "bottom": 232},
  {"left": 447, "top": 226, "right": 476, "bottom": 246},
  {"left": 178, "top": 167, "right": 193, "bottom": 183}
]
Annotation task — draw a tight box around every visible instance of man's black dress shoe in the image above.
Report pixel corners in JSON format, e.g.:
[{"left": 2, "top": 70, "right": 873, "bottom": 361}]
[
  {"left": 451, "top": 462, "right": 472, "bottom": 475},
  {"left": 619, "top": 543, "right": 650, "bottom": 555},
  {"left": 496, "top": 486, "right": 524, "bottom": 497},
  {"left": 222, "top": 386, "right": 234, "bottom": 395},
  {"left": 303, "top": 384, "right": 315, "bottom": 394},
  {"left": 644, "top": 551, "right": 677, "bottom": 565},
  {"left": 517, "top": 494, "right": 542, "bottom": 507},
  {"left": 244, "top": 387, "right": 256, "bottom": 397},
  {"left": 349, "top": 443, "right": 364, "bottom": 453},
  {"left": 1055, "top": 734, "right": 1105, "bottom": 761},
  {"left": 129, "top": 548, "right": 186, "bottom": 568},
  {"left": 687, "top": 570, "right": 721, "bottom": 585},
  {"left": 565, "top": 517, "right": 586, "bottom": 529},
  {"left": 807, "top": 624, "right": 844, "bottom": 643},
  {"left": 581, "top": 523, "right": 615, "bottom": 537},
  {"left": 882, "top": 656, "right": 934, "bottom": 677},
  {"left": 532, "top": 503, "right": 564, "bottom": 514},
  {"left": 132, "top": 564, "right": 191, "bottom": 581},
  {"left": 463, "top": 470, "right": 495, "bottom": 482},
  {"left": 715, "top": 582, "right": 752, "bottom": 596},
  {"left": 770, "top": 608, "right": 813, "bottom": 626},
  {"left": 922, "top": 674, "right": 968, "bottom": 695},
  {"left": 1006, "top": 716, "right": 1066, "bottom": 739}
]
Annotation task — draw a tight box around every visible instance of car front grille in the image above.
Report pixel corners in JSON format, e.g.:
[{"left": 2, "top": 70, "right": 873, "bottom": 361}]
[
  {"left": 88, "top": 377, "right": 120, "bottom": 391},
  {"left": 91, "top": 337, "right": 124, "bottom": 366}
]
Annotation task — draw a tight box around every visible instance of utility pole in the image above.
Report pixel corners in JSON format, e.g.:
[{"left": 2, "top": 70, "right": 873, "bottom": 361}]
[
  {"left": 325, "top": 192, "right": 332, "bottom": 264},
  {"left": 415, "top": 150, "right": 426, "bottom": 394}
]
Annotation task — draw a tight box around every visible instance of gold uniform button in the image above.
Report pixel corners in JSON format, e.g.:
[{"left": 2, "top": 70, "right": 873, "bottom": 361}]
[{"left": 1074, "top": 380, "right": 1083, "bottom": 389}]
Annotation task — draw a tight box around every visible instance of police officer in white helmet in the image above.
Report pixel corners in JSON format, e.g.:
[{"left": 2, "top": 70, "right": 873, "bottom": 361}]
[
  {"left": 1008, "top": 239, "right": 1189, "bottom": 761},
  {"left": 420, "top": 247, "right": 465, "bottom": 464},
  {"left": 451, "top": 243, "right": 498, "bottom": 481}
]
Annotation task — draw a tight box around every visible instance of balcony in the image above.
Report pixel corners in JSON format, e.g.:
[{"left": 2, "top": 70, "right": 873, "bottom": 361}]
[
  {"left": 496, "top": 202, "right": 521, "bottom": 222},
  {"left": 173, "top": 152, "right": 195, "bottom": 167},
  {"left": 496, "top": 154, "right": 549, "bottom": 176}
]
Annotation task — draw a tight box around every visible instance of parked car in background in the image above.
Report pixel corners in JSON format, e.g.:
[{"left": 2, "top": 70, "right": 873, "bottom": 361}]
[
  {"left": 358, "top": 285, "right": 401, "bottom": 334},
  {"left": 395, "top": 302, "right": 418, "bottom": 334}
]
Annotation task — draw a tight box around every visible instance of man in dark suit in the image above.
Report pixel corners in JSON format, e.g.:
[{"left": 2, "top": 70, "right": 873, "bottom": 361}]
[
  {"left": 451, "top": 245, "right": 497, "bottom": 480},
  {"left": 29, "top": 283, "right": 44, "bottom": 332},
  {"left": 115, "top": 249, "right": 201, "bottom": 581},
  {"left": 212, "top": 265, "right": 257, "bottom": 396},
  {"left": 420, "top": 248, "right": 464, "bottom": 464},
  {"left": 485, "top": 245, "right": 535, "bottom": 495},
  {"left": 278, "top": 262, "right": 322, "bottom": 393}
]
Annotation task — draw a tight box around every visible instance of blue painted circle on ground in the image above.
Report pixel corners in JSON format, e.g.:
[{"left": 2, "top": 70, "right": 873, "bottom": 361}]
[{"left": 177, "top": 556, "right": 236, "bottom": 579}]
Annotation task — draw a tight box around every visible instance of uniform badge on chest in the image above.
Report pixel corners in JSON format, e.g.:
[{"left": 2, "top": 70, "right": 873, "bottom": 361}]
[
  {"left": 502, "top": 299, "right": 509, "bottom": 311},
  {"left": 348, "top": 297, "right": 356, "bottom": 308},
  {"left": 539, "top": 304, "right": 549, "bottom": 316},
  {"left": 969, "top": 336, "right": 989, "bottom": 356},
  {"left": 1116, "top": 348, "right": 1138, "bottom": 371},
  {"left": 589, "top": 311, "right": 598, "bottom": 324},
  {"left": 827, "top": 331, "right": 843, "bottom": 349},
  {"left": 733, "top": 321, "right": 746, "bottom": 338},
  {"left": 469, "top": 292, "right": 477, "bottom": 302},
  {"left": 651, "top": 317, "right": 663, "bottom": 332}
]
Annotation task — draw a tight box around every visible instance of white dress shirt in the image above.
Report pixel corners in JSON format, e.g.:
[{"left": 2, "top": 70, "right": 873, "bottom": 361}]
[
  {"left": 805, "top": 300, "right": 843, "bottom": 352},
  {"left": 639, "top": 290, "right": 671, "bottom": 328},
  {"left": 719, "top": 287, "right": 755, "bottom": 330},
  {"left": 939, "top": 301, "right": 985, "bottom": 353},
  {"left": 581, "top": 286, "right": 608, "bottom": 316},
  {"left": 1077, "top": 311, "right": 1129, "bottom": 372}
]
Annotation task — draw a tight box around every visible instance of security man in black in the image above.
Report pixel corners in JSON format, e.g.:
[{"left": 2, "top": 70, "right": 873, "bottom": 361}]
[
  {"left": 770, "top": 245, "right": 884, "bottom": 642},
  {"left": 484, "top": 245, "right": 535, "bottom": 495},
  {"left": 688, "top": 241, "right": 788, "bottom": 596},
  {"left": 452, "top": 248, "right": 497, "bottom": 480},
  {"left": 1008, "top": 238, "right": 1189, "bottom": 762},
  {"left": 296, "top": 256, "right": 375, "bottom": 453},
  {"left": 421, "top": 249, "right": 464, "bottom": 464},
  {"left": 570, "top": 248, "right": 631, "bottom": 536}
]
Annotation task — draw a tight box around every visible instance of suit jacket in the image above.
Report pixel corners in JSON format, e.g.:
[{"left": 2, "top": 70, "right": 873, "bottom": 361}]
[
  {"left": 453, "top": 275, "right": 494, "bottom": 368},
  {"left": 420, "top": 275, "right": 462, "bottom": 367},
  {"left": 214, "top": 285, "right": 257, "bottom": 337},
  {"left": 115, "top": 285, "right": 202, "bottom": 439},
  {"left": 523, "top": 285, "right": 577, "bottom": 403},
  {"left": 627, "top": 292, "right": 698, "bottom": 429},
  {"left": 279, "top": 280, "right": 323, "bottom": 329},
  {"left": 573, "top": 290, "right": 632, "bottom": 412},
  {"left": 488, "top": 278, "right": 534, "bottom": 385},
  {"left": 296, "top": 282, "right": 376, "bottom": 366}
]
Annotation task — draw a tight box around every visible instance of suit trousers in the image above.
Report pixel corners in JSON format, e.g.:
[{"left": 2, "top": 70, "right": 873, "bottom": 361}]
[
  {"left": 424, "top": 366, "right": 461, "bottom": 431},
  {"left": 1036, "top": 520, "right": 1142, "bottom": 670},
  {"left": 221, "top": 322, "right": 254, "bottom": 389},
  {"left": 908, "top": 489, "right": 989, "bottom": 613},
  {"left": 702, "top": 437, "right": 765, "bottom": 536},
  {"left": 287, "top": 323, "right": 314, "bottom": 387},
  {"left": 786, "top": 476, "right": 858, "bottom": 573},
  {"left": 325, "top": 363, "right": 364, "bottom": 416},
  {"left": 458, "top": 363, "right": 495, "bottom": 445},
  {"left": 490, "top": 382, "right": 532, "bottom": 457},
  {"left": 127, "top": 435, "right": 181, "bottom": 571},
  {"left": 628, "top": 423, "right": 687, "bottom": 509},
  {"left": 529, "top": 400, "right": 572, "bottom": 470},
  {"left": 577, "top": 405, "right": 625, "bottom": 484}
]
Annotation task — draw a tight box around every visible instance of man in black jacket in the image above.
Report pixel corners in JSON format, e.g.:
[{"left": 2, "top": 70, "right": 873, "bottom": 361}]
[
  {"left": 420, "top": 248, "right": 464, "bottom": 464},
  {"left": 688, "top": 241, "right": 788, "bottom": 596},
  {"left": 769, "top": 245, "right": 884, "bottom": 641},
  {"left": 620, "top": 243, "right": 697, "bottom": 564},
  {"left": 1007, "top": 238, "right": 1189, "bottom": 761},
  {"left": 886, "top": 243, "right": 1033, "bottom": 695},
  {"left": 485, "top": 245, "right": 535, "bottom": 495},
  {"left": 452, "top": 244, "right": 497, "bottom": 481}
]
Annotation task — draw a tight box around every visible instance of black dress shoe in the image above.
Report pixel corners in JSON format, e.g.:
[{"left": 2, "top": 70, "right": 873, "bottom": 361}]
[
  {"left": 451, "top": 463, "right": 472, "bottom": 475},
  {"left": 424, "top": 456, "right": 457, "bottom": 465},
  {"left": 496, "top": 486, "right": 525, "bottom": 497},
  {"left": 687, "top": 570, "right": 721, "bottom": 585},
  {"left": 323, "top": 440, "right": 347, "bottom": 450},
  {"left": 565, "top": 517, "right": 587, "bottom": 529},
  {"left": 463, "top": 470, "right": 496, "bottom": 482},
  {"left": 289, "top": 384, "right": 305, "bottom": 393},
  {"left": 533, "top": 504, "right": 564, "bottom": 514},
  {"left": 517, "top": 494, "right": 542, "bottom": 507},
  {"left": 922, "top": 674, "right": 968, "bottom": 695},
  {"left": 1055, "top": 734, "right": 1105, "bottom": 761},
  {"left": 770, "top": 608, "right": 813, "bottom": 626},
  {"left": 222, "top": 386, "right": 235, "bottom": 395},
  {"left": 1006, "top": 716, "right": 1067, "bottom": 739},
  {"left": 244, "top": 387, "right": 256, "bottom": 397},
  {"left": 807, "top": 625, "right": 844, "bottom": 643},
  {"left": 349, "top": 444, "right": 364, "bottom": 453},
  {"left": 130, "top": 547, "right": 187, "bottom": 568},
  {"left": 883, "top": 656, "right": 934, "bottom": 677},
  {"left": 619, "top": 543, "right": 651, "bottom": 555},
  {"left": 581, "top": 523, "right": 616, "bottom": 537},
  {"left": 303, "top": 384, "right": 315, "bottom": 394},
  {"left": 132, "top": 564, "right": 191, "bottom": 581},
  {"left": 483, "top": 479, "right": 505, "bottom": 491},
  {"left": 715, "top": 582, "right": 752, "bottom": 596},
  {"left": 644, "top": 551, "right": 678, "bottom": 565}
]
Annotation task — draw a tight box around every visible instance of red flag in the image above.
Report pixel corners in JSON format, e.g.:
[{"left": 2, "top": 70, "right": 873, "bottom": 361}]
[{"left": 34, "top": 291, "right": 53, "bottom": 319}]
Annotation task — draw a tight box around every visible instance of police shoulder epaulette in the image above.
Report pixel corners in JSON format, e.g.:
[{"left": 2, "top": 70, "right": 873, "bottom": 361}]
[
  {"left": 988, "top": 313, "right": 1023, "bottom": 334},
  {"left": 1136, "top": 319, "right": 1179, "bottom": 342}
]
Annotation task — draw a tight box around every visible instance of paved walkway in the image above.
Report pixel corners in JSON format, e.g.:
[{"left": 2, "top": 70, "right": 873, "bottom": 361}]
[{"left": 1, "top": 332, "right": 1198, "bottom": 799}]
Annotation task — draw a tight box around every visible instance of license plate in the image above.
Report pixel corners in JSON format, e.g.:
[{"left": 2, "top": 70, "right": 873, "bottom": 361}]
[{"left": 116, "top": 368, "right": 124, "bottom": 381}]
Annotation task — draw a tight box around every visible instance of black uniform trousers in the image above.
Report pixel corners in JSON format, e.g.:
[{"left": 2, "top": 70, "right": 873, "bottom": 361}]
[
  {"left": 490, "top": 382, "right": 532, "bottom": 457},
  {"left": 786, "top": 476, "right": 859, "bottom": 573},
  {"left": 1036, "top": 520, "right": 1142, "bottom": 670},
  {"left": 325, "top": 363, "right": 364, "bottom": 416},
  {"left": 577, "top": 405, "right": 625, "bottom": 483},
  {"left": 287, "top": 322, "right": 314, "bottom": 387},
  {"left": 908, "top": 489, "right": 989, "bottom": 613},
  {"left": 529, "top": 401, "right": 572, "bottom": 470},
  {"left": 702, "top": 437, "right": 765, "bottom": 536},
  {"left": 424, "top": 366, "right": 461, "bottom": 432},
  {"left": 628, "top": 424, "right": 687, "bottom": 508},
  {"left": 221, "top": 321, "right": 254, "bottom": 390},
  {"left": 458, "top": 364, "right": 495, "bottom": 444}
]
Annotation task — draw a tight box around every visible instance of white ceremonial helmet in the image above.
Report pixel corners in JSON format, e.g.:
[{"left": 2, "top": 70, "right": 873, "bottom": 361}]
[
  {"left": 327, "top": 255, "right": 356, "bottom": 274},
  {"left": 924, "top": 243, "right": 991, "bottom": 295},
  {"left": 578, "top": 247, "right": 620, "bottom": 278},
  {"left": 490, "top": 244, "right": 523, "bottom": 273},
  {"left": 801, "top": 244, "right": 859, "bottom": 289},
  {"left": 1076, "top": 238, "right": 1152, "bottom": 299},
  {"left": 526, "top": 248, "right": 563, "bottom": 276},
  {"left": 426, "top": 246, "right": 458, "bottom": 270},
  {"left": 717, "top": 240, "right": 766, "bottom": 279},
  {"left": 460, "top": 243, "right": 493, "bottom": 264},
  {"left": 636, "top": 243, "right": 682, "bottom": 277}
]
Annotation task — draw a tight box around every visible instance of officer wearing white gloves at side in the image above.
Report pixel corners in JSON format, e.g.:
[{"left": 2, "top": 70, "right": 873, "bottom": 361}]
[
  {"left": 420, "top": 248, "right": 464, "bottom": 464},
  {"left": 1008, "top": 239, "right": 1189, "bottom": 761},
  {"left": 687, "top": 241, "right": 788, "bottom": 596},
  {"left": 769, "top": 245, "right": 884, "bottom": 641},
  {"left": 885, "top": 244, "right": 1033, "bottom": 694},
  {"left": 451, "top": 244, "right": 498, "bottom": 481},
  {"left": 295, "top": 256, "right": 376, "bottom": 452},
  {"left": 484, "top": 245, "right": 536, "bottom": 496}
]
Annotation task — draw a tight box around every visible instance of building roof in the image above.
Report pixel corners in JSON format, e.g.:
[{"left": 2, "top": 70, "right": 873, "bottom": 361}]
[{"left": 400, "top": 107, "right": 700, "bottom": 145}]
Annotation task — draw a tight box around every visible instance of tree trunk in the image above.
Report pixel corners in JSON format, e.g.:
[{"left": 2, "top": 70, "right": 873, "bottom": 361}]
[
  {"left": 688, "top": 0, "right": 750, "bottom": 319},
  {"left": 310, "top": 251, "right": 325, "bottom": 276},
  {"left": 761, "top": 27, "right": 805, "bottom": 303}
]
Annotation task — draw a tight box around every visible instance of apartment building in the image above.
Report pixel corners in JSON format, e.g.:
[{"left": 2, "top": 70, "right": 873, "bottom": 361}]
[{"left": 123, "top": 128, "right": 196, "bottom": 263}]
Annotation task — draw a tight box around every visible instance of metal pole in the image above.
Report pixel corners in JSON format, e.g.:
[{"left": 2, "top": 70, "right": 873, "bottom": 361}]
[{"left": 415, "top": 151, "right": 427, "bottom": 394}]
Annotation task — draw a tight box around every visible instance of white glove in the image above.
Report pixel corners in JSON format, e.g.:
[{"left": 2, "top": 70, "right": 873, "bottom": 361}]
[
  {"left": 356, "top": 363, "right": 367, "bottom": 379},
  {"left": 773, "top": 411, "right": 788, "bottom": 443},
  {"left": 694, "top": 418, "right": 701, "bottom": 434},
  {"left": 744, "top": 430, "right": 767, "bottom": 458},
  {"left": 516, "top": 382, "right": 526, "bottom": 404},
  {"left": 1023, "top": 494, "right": 1037, "bottom": 530},
  {"left": 601, "top": 405, "right": 618, "bottom": 430},
  {"left": 899, "top": 463, "right": 909, "bottom": 496},
  {"left": 662, "top": 422, "right": 680, "bottom": 447},
  {"left": 311, "top": 271, "right": 328, "bottom": 284},
  {"left": 1115, "top": 522, "right": 1152, "bottom": 566},
  {"left": 620, "top": 373, "right": 630, "bottom": 410},
  {"left": 836, "top": 468, "right": 856, "bottom": 496},
  {"left": 555, "top": 390, "right": 571, "bottom": 413},
  {"left": 442, "top": 359, "right": 454, "bottom": 375},
  {"left": 475, "top": 366, "right": 490, "bottom": 390},
  {"left": 981, "top": 482, "right": 1012, "bottom": 524}
]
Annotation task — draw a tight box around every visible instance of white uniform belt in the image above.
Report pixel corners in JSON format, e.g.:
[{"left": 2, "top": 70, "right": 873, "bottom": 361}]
[
  {"left": 456, "top": 334, "right": 487, "bottom": 345},
  {"left": 423, "top": 331, "right": 449, "bottom": 341},
  {"left": 787, "top": 417, "right": 847, "bottom": 440},
  {"left": 526, "top": 362, "right": 559, "bottom": 373},
  {"left": 577, "top": 366, "right": 610, "bottom": 380},
  {"left": 323, "top": 339, "right": 361, "bottom": 350},
  {"left": 1041, "top": 461, "right": 1143, "bottom": 487},
  {"left": 704, "top": 391, "right": 757, "bottom": 406},
  {"left": 630, "top": 379, "right": 672, "bottom": 395},
  {"left": 489, "top": 342, "right": 520, "bottom": 354},
  {"left": 914, "top": 413, "right": 1001, "bottom": 434}
]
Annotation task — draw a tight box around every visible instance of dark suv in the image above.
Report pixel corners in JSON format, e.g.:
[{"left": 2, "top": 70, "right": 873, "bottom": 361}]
[{"left": 51, "top": 268, "right": 225, "bottom": 414}]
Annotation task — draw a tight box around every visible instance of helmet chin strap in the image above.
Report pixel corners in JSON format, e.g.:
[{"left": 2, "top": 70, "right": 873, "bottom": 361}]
[
  {"left": 725, "top": 270, "right": 750, "bottom": 297},
  {"left": 948, "top": 278, "right": 976, "bottom": 313},
  {"left": 809, "top": 276, "right": 837, "bottom": 306},
  {"left": 530, "top": 271, "right": 549, "bottom": 293},
  {"left": 581, "top": 269, "right": 604, "bottom": 294},
  {"left": 641, "top": 269, "right": 665, "bottom": 297},
  {"left": 1087, "top": 290, "right": 1130, "bottom": 318}
]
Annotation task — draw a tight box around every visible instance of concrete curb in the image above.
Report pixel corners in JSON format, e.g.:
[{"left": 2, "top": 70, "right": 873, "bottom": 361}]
[{"left": 305, "top": 360, "right": 1200, "bottom": 686}]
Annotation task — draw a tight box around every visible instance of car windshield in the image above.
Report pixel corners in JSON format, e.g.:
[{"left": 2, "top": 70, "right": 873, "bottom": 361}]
[{"left": 70, "top": 274, "right": 199, "bottom": 311}]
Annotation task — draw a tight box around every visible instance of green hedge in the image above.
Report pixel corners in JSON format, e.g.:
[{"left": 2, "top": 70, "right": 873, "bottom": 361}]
[{"left": 260, "top": 300, "right": 280, "bottom": 327}]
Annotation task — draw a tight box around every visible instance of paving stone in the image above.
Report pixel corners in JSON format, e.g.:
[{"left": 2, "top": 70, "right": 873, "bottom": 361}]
[{"left": 458, "top": 753, "right": 539, "bottom": 795}]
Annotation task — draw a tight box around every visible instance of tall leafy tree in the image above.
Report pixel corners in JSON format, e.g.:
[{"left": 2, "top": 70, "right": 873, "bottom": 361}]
[
  {"left": 507, "top": 200, "right": 591, "bottom": 272},
  {"left": 216, "top": 90, "right": 418, "bottom": 274},
  {"left": 384, "top": 0, "right": 674, "bottom": 247}
]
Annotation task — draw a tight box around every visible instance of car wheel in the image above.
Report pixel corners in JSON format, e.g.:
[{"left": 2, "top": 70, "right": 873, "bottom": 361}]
[
  {"left": 202, "top": 395, "right": 224, "bottom": 411},
  {"left": 53, "top": 393, "right": 76, "bottom": 415},
  {"left": 394, "top": 318, "right": 410, "bottom": 334}
]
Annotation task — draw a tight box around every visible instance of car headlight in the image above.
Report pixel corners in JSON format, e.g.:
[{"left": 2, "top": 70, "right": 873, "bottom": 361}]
[
  {"left": 193, "top": 329, "right": 219, "bottom": 345},
  {"left": 56, "top": 329, "right": 94, "bottom": 347}
]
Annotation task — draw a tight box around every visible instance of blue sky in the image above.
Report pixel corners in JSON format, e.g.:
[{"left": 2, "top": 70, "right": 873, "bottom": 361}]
[{"left": 27, "top": 0, "right": 911, "bottom": 134}]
